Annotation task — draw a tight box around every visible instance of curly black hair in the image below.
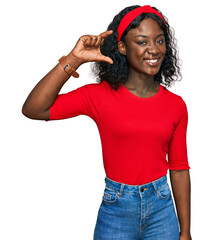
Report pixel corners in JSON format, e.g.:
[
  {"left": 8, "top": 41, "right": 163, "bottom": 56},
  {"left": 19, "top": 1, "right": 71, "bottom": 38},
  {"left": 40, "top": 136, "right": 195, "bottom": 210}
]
[{"left": 91, "top": 5, "right": 182, "bottom": 91}]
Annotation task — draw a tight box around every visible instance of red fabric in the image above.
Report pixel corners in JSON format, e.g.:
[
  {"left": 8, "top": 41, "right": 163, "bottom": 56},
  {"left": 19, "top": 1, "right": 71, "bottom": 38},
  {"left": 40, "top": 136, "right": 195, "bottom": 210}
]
[
  {"left": 48, "top": 81, "right": 190, "bottom": 185},
  {"left": 117, "top": 5, "right": 166, "bottom": 41}
]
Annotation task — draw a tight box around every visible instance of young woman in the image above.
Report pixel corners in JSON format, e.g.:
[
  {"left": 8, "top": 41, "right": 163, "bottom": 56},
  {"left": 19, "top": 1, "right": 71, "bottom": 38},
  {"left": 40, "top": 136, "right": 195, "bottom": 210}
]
[{"left": 22, "top": 5, "right": 192, "bottom": 240}]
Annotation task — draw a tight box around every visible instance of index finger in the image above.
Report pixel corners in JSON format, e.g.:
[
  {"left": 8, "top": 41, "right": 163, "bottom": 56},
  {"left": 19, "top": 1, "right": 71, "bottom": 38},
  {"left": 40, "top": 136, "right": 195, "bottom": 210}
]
[{"left": 99, "top": 30, "right": 113, "bottom": 38}]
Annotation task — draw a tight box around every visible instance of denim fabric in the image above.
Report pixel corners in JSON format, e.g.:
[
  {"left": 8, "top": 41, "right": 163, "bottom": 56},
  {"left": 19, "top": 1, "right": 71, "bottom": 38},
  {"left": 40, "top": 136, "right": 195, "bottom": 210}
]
[{"left": 93, "top": 174, "right": 180, "bottom": 240}]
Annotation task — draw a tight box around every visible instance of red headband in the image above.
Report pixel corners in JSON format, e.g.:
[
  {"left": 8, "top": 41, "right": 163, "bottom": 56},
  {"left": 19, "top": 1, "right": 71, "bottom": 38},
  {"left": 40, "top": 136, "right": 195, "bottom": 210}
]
[{"left": 117, "top": 5, "right": 166, "bottom": 41}]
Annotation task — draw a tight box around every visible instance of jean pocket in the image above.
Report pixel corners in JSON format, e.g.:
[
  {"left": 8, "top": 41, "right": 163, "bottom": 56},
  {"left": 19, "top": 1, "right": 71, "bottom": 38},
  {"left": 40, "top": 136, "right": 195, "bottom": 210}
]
[
  {"left": 102, "top": 185, "right": 119, "bottom": 204},
  {"left": 157, "top": 182, "right": 172, "bottom": 200}
]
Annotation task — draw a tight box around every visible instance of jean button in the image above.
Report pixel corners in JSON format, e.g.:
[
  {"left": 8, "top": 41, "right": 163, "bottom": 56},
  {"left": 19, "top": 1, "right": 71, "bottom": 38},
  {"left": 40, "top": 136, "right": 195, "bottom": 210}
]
[
  {"left": 117, "top": 192, "right": 122, "bottom": 197},
  {"left": 140, "top": 188, "right": 144, "bottom": 192}
]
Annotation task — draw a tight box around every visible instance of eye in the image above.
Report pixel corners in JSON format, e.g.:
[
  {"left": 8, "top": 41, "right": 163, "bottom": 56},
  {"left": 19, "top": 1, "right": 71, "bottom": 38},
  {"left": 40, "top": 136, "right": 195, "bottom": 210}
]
[
  {"left": 137, "top": 41, "right": 147, "bottom": 45},
  {"left": 157, "top": 39, "right": 165, "bottom": 44}
]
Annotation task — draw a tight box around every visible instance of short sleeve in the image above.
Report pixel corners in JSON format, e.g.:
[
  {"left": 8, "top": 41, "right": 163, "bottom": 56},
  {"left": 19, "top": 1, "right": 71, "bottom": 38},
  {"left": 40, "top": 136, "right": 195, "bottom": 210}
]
[
  {"left": 47, "top": 84, "right": 97, "bottom": 122},
  {"left": 168, "top": 97, "right": 190, "bottom": 170}
]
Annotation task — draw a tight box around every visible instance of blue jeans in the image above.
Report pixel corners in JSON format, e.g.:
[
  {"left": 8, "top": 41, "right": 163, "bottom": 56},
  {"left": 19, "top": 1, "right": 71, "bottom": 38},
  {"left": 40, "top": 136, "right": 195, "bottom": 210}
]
[{"left": 93, "top": 174, "right": 180, "bottom": 240}]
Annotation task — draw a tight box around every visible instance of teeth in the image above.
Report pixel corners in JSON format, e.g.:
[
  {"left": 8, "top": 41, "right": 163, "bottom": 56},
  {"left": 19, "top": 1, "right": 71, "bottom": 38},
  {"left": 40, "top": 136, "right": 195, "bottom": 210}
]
[{"left": 146, "top": 59, "right": 158, "bottom": 63}]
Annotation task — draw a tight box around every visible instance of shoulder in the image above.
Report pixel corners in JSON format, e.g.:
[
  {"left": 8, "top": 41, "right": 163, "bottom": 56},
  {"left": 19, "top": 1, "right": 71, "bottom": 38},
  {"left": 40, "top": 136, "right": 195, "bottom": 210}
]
[
  {"left": 78, "top": 80, "right": 109, "bottom": 90},
  {"left": 77, "top": 80, "right": 112, "bottom": 94},
  {"left": 162, "top": 86, "right": 188, "bottom": 119},
  {"left": 71, "top": 81, "right": 112, "bottom": 102},
  {"left": 163, "top": 86, "right": 187, "bottom": 106}
]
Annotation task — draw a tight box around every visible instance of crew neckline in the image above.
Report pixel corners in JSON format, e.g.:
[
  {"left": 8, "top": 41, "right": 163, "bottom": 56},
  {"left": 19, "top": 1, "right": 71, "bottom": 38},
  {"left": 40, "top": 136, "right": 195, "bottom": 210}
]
[{"left": 120, "top": 84, "right": 164, "bottom": 100}]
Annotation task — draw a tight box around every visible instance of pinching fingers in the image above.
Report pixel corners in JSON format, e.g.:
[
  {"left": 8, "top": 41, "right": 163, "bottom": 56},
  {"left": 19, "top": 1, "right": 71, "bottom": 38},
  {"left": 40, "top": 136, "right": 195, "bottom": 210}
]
[
  {"left": 99, "top": 30, "right": 113, "bottom": 39},
  {"left": 85, "top": 35, "right": 101, "bottom": 47}
]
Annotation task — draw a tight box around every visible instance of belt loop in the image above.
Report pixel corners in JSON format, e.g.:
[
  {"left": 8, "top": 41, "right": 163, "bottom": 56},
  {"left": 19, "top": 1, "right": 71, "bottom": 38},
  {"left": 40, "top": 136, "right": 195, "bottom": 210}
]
[
  {"left": 152, "top": 180, "right": 158, "bottom": 192},
  {"left": 119, "top": 184, "right": 125, "bottom": 195}
]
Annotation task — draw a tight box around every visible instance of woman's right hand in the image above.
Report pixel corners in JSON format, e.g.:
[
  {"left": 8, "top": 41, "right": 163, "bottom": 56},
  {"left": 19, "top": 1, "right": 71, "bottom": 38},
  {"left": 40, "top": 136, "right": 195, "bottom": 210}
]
[
  {"left": 22, "top": 31, "right": 114, "bottom": 120},
  {"left": 67, "top": 30, "right": 114, "bottom": 66}
]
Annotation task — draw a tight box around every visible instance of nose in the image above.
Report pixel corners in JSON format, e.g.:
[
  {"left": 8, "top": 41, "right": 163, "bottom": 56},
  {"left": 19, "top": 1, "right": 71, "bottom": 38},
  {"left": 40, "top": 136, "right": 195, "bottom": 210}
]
[{"left": 147, "top": 43, "right": 159, "bottom": 55}]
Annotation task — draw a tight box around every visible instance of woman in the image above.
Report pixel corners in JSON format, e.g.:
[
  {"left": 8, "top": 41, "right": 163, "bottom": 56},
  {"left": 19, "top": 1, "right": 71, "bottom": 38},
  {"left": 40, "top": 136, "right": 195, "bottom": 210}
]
[{"left": 22, "top": 5, "right": 192, "bottom": 240}]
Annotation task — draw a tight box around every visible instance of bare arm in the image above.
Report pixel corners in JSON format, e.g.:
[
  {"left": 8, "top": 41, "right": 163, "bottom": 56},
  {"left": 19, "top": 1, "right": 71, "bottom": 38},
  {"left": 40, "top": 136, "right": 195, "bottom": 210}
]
[
  {"left": 22, "top": 54, "right": 82, "bottom": 120},
  {"left": 22, "top": 30, "right": 113, "bottom": 120},
  {"left": 169, "top": 170, "right": 192, "bottom": 239}
]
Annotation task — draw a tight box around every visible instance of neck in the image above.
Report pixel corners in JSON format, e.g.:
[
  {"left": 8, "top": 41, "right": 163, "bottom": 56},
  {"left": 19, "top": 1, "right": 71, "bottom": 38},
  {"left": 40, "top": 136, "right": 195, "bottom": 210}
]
[{"left": 125, "top": 71, "right": 158, "bottom": 91}]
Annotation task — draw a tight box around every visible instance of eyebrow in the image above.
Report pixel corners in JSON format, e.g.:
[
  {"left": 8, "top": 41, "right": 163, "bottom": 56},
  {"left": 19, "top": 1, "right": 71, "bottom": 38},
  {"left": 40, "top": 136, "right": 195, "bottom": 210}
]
[{"left": 135, "top": 33, "right": 165, "bottom": 38}]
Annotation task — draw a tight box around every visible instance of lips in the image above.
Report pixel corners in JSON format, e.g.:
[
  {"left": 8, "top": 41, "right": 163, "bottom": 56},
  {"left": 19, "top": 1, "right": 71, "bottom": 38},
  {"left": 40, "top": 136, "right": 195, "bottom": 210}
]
[{"left": 144, "top": 57, "right": 161, "bottom": 66}]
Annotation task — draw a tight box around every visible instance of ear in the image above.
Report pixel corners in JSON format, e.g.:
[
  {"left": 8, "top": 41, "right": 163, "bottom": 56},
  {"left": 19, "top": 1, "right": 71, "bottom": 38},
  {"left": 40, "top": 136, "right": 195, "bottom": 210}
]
[{"left": 117, "top": 41, "right": 126, "bottom": 55}]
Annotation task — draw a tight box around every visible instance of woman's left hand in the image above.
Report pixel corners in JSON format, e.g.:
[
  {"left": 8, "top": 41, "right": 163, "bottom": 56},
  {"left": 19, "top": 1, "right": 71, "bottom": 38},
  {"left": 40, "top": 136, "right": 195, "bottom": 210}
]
[{"left": 180, "top": 233, "right": 192, "bottom": 240}]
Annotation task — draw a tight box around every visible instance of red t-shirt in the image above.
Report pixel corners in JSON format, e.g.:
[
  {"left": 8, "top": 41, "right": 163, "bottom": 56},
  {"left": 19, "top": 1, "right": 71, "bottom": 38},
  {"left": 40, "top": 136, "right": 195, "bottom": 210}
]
[{"left": 48, "top": 80, "right": 190, "bottom": 185}]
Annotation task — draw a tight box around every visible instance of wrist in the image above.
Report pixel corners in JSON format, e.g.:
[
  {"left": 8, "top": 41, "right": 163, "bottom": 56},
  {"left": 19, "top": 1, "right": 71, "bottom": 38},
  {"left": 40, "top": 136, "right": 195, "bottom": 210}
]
[
  {"left": 58, "top": 55, "right": 79, "bottom": 78},
  {"left": 180, "top": 231, "right": 191, "bottom": 236},
  {"left": 180, "top": 227, "right": 191, "bottom": 234},
  {"left": 66, "top": 52, "right": 83, "bottom": 70}
]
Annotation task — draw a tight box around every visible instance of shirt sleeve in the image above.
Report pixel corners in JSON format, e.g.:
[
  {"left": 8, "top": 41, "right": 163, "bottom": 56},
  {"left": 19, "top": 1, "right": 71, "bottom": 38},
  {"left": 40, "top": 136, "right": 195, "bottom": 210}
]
[
  {"left": 167, "top": 97, "right": 190, "bottom": 170},
  {"left": 47, "top": 84, "right": 97, "bottom": 122}
]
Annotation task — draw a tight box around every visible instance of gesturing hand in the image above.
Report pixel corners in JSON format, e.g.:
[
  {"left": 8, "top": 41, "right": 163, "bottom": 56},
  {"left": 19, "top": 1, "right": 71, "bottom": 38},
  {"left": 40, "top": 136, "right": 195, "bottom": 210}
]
[{"left": 68, "top": 30, "right": 114, "bottom": 65}]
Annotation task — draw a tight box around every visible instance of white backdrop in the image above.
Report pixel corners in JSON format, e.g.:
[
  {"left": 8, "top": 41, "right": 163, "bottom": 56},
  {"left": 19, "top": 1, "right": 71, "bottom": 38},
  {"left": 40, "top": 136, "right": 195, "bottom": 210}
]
[{"left": 1, "top": 0, "right": 213, "bottom": 239}]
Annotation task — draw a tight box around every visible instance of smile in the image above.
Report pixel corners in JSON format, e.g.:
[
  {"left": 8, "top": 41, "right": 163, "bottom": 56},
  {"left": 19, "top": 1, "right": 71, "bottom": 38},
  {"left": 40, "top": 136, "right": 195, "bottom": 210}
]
[
  {"left": 145, "top": 59, "right": 158, "bottom": 63},
  {"left": 144, "top": 58, "right": 160, "bottom": 66}
]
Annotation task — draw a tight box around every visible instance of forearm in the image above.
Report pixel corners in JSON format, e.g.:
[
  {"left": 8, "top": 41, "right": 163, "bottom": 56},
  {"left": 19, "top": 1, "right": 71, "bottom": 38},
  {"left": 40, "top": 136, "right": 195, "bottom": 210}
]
[
  {"left": 22, "top": 30, "right": 113, "bottom": 120},
  {"left": 22, "top": 53, "right": 82, "bottom": 120},
  {"left": 169, "top": 170, "right": 191, "bottom": 235}
]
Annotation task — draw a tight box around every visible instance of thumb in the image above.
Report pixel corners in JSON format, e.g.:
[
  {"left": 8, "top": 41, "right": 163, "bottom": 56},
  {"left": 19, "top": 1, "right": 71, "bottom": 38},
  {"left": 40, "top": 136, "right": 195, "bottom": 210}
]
[{"left": 96, "top": 53, "right": 113, "bottom": 64}]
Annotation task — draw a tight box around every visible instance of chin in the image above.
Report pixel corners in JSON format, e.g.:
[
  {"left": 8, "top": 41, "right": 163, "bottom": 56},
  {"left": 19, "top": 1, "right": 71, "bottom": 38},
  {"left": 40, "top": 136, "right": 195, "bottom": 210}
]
[
  {"left": 138, "top": 64, "right": 161, "bottom": 76},
  {"left": 145, "top": 69, "right": 160, "bottom": 76}
]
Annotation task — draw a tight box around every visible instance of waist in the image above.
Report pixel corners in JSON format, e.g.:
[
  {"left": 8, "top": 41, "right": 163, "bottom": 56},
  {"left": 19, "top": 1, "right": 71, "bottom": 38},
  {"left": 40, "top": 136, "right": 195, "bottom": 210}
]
[{"left": 104, "top": 174, "right": 168, "bottom": 194}]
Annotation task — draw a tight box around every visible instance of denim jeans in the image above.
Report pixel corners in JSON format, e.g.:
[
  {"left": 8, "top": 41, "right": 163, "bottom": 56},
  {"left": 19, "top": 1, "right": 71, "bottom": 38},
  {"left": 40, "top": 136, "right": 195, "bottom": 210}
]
[{"left": 93, "top": 174, "right": 180, "bottom": 240}]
